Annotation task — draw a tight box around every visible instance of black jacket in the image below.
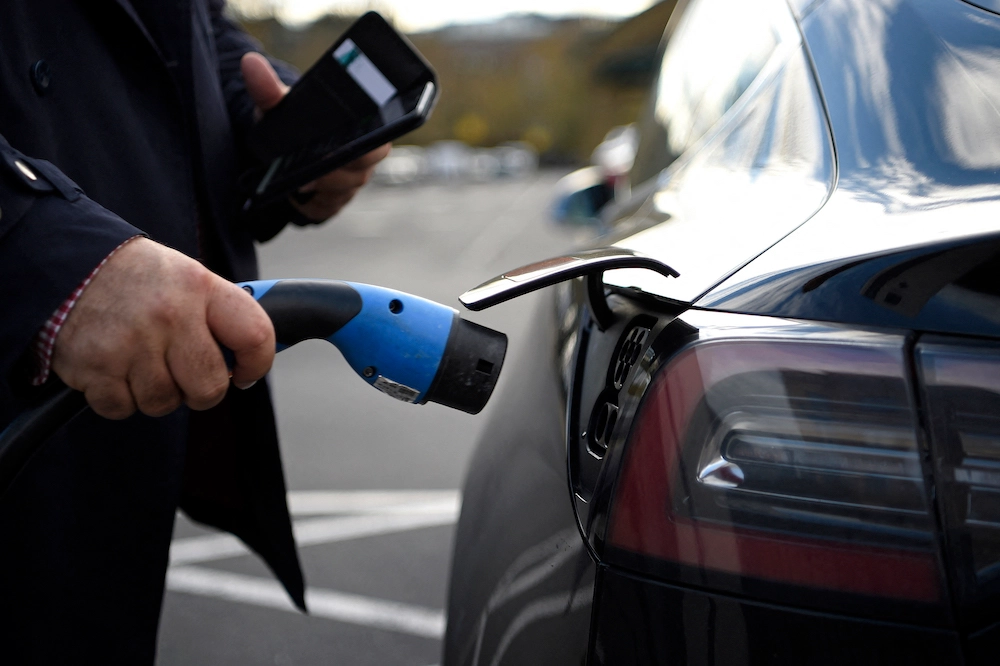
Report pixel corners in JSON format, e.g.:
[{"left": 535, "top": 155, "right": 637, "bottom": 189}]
[{"left": 0, "top": 1, "right": 305, "bottom": 660}]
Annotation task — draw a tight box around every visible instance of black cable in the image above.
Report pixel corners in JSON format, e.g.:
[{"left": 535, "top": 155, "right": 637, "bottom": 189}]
[{"left": 0, "top": 384, "right": 86, "bottom": 498}]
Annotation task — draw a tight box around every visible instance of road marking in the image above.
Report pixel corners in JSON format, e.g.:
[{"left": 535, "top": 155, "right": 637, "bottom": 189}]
[
  {"left": 167, "top": 566, "right": 445, "bottom": 639},
  {"left": 170, "top": 506, "right": 459, "bottom": 566},
  {"left": 287, "top": 490, "right": 460, "bottom": 516},
  {"left": 168, "top": 490, "right": 458, "bottom": 636}
]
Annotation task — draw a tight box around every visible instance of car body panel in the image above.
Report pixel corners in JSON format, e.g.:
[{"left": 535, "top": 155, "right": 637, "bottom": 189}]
[
  {"left": 590, "top": 567, "right": 964, "bottom": 665},
  {"left": 444, "top": 0, "right": 1000, "bottom": 664},
  {"left": 443, "top": 297, "right": 595, "bottom": 666},
  {"left": 698, "top": 0, "right": 1000, "bottom": 337},
  {"left": 603, "top": 6, "right": 836, "bottom": 304}
]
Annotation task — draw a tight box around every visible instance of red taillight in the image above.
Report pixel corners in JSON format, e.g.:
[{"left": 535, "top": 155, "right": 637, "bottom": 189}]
[
  {"left": 605, "top": 332, "right": 945, "bottom": 609},
  {"left": 918, "top": 339, "right": 1000, "bottom": 627}
]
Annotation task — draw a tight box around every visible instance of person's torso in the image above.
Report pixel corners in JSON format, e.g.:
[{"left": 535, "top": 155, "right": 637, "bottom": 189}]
[{"left": 0, "top": 0, "right": 254, "bottom": 277}]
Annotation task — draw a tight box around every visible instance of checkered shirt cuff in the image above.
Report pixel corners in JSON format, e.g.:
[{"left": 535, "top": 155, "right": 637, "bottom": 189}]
[{"left": 31, "top": 236, "right": 140, "bottom": 386}]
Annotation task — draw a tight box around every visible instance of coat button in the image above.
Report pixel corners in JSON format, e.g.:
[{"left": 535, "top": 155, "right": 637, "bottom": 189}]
[{"left": 30, "top": 60, "right": 51, "bottom": 95}]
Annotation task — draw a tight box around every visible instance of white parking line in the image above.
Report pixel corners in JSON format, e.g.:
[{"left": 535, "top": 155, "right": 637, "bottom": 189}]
[
  {"left": 167, "top": 490, "right": 459, "bottom": 637},
  {"left": 167, "top": 566, "right": 445, "bottom": 639},
  {"left": 169, "top": 491, "right": 457, "bottom": 635},
  {"left": 170, "top": 499, "right": 459, "bottom": 566},
  {"left": 287, "top": 490, "right": 460, "bottom": 516}
]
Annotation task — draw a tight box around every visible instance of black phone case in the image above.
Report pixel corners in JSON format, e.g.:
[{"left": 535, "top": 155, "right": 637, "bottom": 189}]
[{"left": 242, "top": 12, "right": 437, "bottom": 211}]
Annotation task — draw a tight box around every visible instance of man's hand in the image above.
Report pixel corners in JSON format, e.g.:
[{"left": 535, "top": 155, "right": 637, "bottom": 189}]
[
  {"left": 51, "top": 238, "right": 275, "bottom": 420},
  {"left": 241, "top": 52, "right": 390, "bottom": 222}
]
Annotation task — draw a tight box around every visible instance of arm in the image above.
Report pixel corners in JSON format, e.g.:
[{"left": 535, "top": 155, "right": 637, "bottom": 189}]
[
  {"left": 208, "top": 0, "right": 299, "bottom": 148},
  {"left": 209, "top": 2, "right": 389, "bottom": 234},
  {"left": 0, "top": 134, "right": 141, "bottom": 422},
  {"left": 0, "top": 135, "right": 275, "bottom": 423}
]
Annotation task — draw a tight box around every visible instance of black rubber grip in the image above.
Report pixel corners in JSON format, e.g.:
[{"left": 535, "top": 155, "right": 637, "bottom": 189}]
[{"left": 256, "top": 280, "right": 363, "bottom": 346}]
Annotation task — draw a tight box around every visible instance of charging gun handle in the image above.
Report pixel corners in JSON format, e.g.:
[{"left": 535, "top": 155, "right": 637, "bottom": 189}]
[
  {"left": 0, "top": 279, "right": 367, "bottom": 494},
  {"left": 0, "top": 279, "right": 506, "bottom": 498},
  {"left": 0, "top": 279, "right": 363, "bottom": 499}
]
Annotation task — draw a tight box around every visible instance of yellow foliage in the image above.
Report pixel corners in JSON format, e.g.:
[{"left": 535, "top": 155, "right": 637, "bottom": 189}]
[
  {"left": 521, "top": 125, "right": 553, "bottom": 153},
  {"left": 453, "top": 113, "right": 490, "bottom": 146},
  {"left": 238, "top": 3, "right": 675, "bottom": 162}
]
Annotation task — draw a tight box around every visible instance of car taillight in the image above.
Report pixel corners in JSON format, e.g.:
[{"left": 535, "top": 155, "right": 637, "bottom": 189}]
[
  {"left": 604, "top": 322, "right": 948, "bottom": 620},
  {"left": 918, "top": 339, "right": 1000, "bottom": 629}
]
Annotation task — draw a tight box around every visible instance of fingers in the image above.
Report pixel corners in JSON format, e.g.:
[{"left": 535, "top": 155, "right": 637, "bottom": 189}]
[
  {"left": 241, "top": 52, "right": 289, "bottom": 114},
  {"left": 128, "top": 362, "right": 183, "bottom": 418},
  {"left": 164, "top": 328, "right": 231, "bottom": 411},
  {"left": 300, "top": 143, "right": 390, "bottom": 193},
  {"left": 290, "top": 144, "right": 390, "bottom": 221},
  {"left": 204, "top": 281, "right": 275, "bottom": 389},
  {"left": 293, "top": 189, "right": 358, "bottom": 222},
  {"left": 301, "top": 167, "right": 371, "bottom": 198},
  {"left": 76, "top": 293, "right": 259, "bottom": 419},
  {"left": 81, "top": 345, "right": 225, "bottom": 420},
  {"left": 345, "top": 143, "right": 392, "bottom": 170},
  {"left": 84, "top": 380, "right": 138, "bottom": 421},
  {"left": 51, "top": 238, "right": 273, "bottom": 420}
]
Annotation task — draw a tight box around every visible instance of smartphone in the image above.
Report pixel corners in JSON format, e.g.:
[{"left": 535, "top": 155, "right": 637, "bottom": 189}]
[{"left": 242, "top": 12, "right": 438, "bottom": 210}]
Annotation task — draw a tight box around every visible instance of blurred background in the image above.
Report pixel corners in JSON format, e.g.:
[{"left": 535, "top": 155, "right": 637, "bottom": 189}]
[
  {"left": 233, "top": 0, "right": 675, "bottom": 168},
  {"left": 158, "top": 1, "right": 675, "bottom": 663}
]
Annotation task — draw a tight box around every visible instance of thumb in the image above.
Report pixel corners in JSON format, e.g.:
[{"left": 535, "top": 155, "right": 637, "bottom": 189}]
[{"left": 241, "top": 52, "right": 289, "bottom": 115}]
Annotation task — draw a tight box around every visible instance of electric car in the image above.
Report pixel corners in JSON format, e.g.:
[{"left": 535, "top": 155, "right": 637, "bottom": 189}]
[{"left": 444, "top": 0, "right": 1000, "bottom": 663}]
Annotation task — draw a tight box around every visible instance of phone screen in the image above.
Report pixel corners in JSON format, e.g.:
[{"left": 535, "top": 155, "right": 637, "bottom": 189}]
[{"left": 245, "top": 13, "right": 437, "bottom": 206}]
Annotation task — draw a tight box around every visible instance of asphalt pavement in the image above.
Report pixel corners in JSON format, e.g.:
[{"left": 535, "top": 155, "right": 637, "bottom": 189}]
[{"left": 155, "top": 169, "right": 587, "bottom": 665}]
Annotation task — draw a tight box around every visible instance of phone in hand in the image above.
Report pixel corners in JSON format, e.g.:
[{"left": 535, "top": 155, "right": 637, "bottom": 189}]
[{"left": 241, "top": 12, "right": 438, "bottom": 211}]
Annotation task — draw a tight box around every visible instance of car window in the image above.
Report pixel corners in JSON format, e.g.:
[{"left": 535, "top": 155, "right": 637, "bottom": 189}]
[
  {"left": 630, "top": 0, "right": 795, "bottom": 186},
  {"left": 605, "top": 38, "right": 836, "bottom": 303}
]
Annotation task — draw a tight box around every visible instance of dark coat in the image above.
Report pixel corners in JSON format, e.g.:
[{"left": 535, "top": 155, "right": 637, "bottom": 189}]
[{"left": 0, "top": 1, "right": 305, "bottom": 660}]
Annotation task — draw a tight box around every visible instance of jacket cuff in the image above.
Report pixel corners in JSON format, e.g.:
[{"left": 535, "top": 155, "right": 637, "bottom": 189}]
[
  {"left": 243, "top": 196, "right": 318, "bottom": 242},
  {"left": 29, "top": 236, "right": 143, "bottom": 386},
  {"left": 0, "top": 194, "right": 145, "bottom": 395}
]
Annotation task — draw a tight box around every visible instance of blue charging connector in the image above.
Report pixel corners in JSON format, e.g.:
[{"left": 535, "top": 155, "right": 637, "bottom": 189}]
[
  {"left": 0, "top": 279, "right": 507, "bottom": 499},
  {"left": 239, "top": 279, "right": 504, "bottom": 408}
]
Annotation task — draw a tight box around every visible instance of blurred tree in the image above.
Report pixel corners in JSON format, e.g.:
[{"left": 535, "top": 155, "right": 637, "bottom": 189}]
[
  {"left": 235, "top": 1, "right": 675, "bottom": 162},
  {"left": 453, "top": 113, "right": 490, "bottom": 146}
]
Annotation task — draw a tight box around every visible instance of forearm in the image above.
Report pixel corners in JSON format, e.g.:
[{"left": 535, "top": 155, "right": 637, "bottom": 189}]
[
  {"left": 0, "top": 137, "right": 144, "bottom": 423},
  {"left": 29, "top": 237, "right": 141, "bottom": 386},
  {"left": 209, "top": 0, "right": 298, "bottom": 142}
]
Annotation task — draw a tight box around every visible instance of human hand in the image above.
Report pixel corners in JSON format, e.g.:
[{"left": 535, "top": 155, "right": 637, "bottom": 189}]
[
  {"left": 241, "top": 52, "right": 390, "bottom": 222},
  {"left": 51, "top": 238, "right": 275, "bottom": 420}
]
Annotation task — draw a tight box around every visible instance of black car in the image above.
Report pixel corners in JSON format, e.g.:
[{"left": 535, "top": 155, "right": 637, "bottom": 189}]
[{"left": 443, "top": 0, "right": 1000, "bottom": 663}]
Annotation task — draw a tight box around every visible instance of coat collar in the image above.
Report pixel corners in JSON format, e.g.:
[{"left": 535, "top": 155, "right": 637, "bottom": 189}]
[
  {"left": 109, "top": 0, "right": 166, "bottom": 63},
  {"left": 107, "top": 0, "right": 192, "bottom": 68}
]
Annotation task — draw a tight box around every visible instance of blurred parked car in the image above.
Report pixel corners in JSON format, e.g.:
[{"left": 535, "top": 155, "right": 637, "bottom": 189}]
[
  {"left": 445, "top": 0, "right": 1000, "bottom": 664},
  {"left": 550, "top": 165, "right": 613, "bottom": 225},
  {"left": 553, "top": 125, "right": 638, "bottom": 226},
  {"left": 495, "top": 141, "right": 539, "bottom": 178},
  {"left": 372, "top": 145, "right": 427, "bottom": 185},
  {"left": 377, "top": 142, "right": 538, "bottom": 185},
  {"left": 589, "top": 124, "right": 637, "bottom": 178},
  {"left": 468, "top": 142, "right": 539, "bottom": 180},
  {"left": 470, "top": 148, "right": 502, "bottom": 181},
  {"left": 424, "top": 140, "right": 473, "bottom": 181}
]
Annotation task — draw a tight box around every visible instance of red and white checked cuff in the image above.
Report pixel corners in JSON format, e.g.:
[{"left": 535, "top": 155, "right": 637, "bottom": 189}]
[{"left": 31, "top": 236, "right": 141, "bottom": 386}]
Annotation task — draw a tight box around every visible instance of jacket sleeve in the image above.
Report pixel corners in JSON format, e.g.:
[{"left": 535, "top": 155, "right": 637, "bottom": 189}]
[
  {"left": 208, "top": 0, "right": 299, "bottom": 148},
  {"left": 207, "top": 0, "right": 308, "bottom": 242},
  {"left": 0, "top": 134, "right": 144, "bottom": 424}
]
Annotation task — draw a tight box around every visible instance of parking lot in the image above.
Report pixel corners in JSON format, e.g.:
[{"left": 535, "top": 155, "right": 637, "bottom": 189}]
[{"left": 155, "top": 169, "right": 583, "bottom": 664}]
